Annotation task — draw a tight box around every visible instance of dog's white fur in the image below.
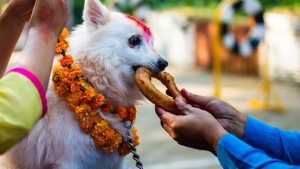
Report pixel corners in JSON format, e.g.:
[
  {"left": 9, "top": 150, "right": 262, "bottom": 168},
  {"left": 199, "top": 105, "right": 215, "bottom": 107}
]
[{"left": 0, "top": 0, "right": 166, "bottom": 168}]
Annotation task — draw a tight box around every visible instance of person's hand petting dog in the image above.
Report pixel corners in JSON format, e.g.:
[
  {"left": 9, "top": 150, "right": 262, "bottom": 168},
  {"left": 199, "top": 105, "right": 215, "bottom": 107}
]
[{"left": 155, "top": 88, "right": 247, "bottom": 154}]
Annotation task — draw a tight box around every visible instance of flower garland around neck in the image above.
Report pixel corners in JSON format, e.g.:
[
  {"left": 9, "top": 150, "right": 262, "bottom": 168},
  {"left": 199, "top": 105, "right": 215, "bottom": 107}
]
[{"left": 52, "top": 28, "right": 139, "bottom": 156}]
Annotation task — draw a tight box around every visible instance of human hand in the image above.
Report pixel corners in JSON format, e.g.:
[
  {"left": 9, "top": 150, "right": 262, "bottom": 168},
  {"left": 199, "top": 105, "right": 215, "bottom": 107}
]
[
  {"left": 155, "top": 98, "right": 228, "bottom": 153},
  {"left": 179, "top": 89, "right": 247, "bottom": 140},
  {"left": 29, "top": 0, "right": 69, "bottom": 41},
  {"left": 4, "top": 0, "right": 36, "bottom": 23}
]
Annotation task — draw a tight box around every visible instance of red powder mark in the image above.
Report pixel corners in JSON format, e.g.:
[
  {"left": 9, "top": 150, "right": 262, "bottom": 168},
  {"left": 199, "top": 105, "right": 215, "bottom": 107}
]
[
  {"left": 141, "top": 80, "right": 145, "bottom": 84},
  {"left": 36, "top": 5, "right": 55, "bottom": 44},
  {"left": 125, "top": 14, "right": 152, "bottom": 36}
]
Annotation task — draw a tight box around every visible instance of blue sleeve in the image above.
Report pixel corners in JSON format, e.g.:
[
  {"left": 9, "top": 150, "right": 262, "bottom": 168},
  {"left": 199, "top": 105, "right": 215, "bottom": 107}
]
[
  {"left": 217, "top": 134, "right": 300, "bottom": 169},
  {"left": 243, "top": 116, "right": 300, "bottom": 165}
]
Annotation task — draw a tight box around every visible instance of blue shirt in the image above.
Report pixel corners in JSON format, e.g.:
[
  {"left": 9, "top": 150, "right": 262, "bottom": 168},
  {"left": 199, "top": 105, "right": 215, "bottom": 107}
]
[{"left": 217, "top": 116, "right": 300, "bottom": 169}]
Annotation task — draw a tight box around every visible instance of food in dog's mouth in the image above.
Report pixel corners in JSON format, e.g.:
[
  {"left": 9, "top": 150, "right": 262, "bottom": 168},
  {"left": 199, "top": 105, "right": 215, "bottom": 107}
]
[{"left": 135, "top": 67, "right": 187, "bottom": 114}]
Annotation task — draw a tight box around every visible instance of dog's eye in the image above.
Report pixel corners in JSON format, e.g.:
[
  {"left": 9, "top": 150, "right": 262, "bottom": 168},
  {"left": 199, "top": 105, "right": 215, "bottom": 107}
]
[{"left": 128, "top": 35, "right": 141, "bottom": 47}]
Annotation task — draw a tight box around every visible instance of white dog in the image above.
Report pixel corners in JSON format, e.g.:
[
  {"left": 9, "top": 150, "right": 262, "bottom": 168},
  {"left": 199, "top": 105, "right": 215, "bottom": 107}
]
[{"left": 0, "top": 0, "right": 168, "bottom": 168}]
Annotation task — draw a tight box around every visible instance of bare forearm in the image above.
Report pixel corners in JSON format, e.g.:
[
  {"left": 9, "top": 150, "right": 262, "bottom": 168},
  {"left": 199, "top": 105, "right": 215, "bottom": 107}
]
[
  {"left": 0, "top": 10, "right": 26, "bottom": 77},
  {"left": 14, "top": 28, "right": 57, "bottom": 91}
]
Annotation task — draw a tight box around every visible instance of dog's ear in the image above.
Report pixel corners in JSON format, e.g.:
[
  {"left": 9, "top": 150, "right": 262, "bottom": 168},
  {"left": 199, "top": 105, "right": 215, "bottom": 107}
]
[{"left": 83, "top": 0, "right": 108, "bottom": 28}]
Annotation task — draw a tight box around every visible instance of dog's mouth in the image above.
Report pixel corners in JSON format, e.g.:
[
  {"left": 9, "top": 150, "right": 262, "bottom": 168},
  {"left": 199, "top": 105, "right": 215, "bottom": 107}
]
[
  {"left": 132, "top": 65, "right": 142, "bottom": 73},
  {"left": 132, "top": 65, "right": 161, "bottom": 74}
]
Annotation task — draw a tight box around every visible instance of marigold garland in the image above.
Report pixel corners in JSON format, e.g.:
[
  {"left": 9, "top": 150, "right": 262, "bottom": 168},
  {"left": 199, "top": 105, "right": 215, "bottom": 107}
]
[{"left": 52, "top": 28, "right": 139, "bottom": 155}]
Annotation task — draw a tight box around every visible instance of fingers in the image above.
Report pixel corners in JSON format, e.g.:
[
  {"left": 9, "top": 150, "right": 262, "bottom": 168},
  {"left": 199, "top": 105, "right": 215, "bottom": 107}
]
[
  {"left": 155, "top": 106, "right": 176, "bottom": 125},
  {"left": 181, "top": 88, "right": 216, "bottom": 109},
  {"left": 155, "top": 106, "right": 176, "bottom": 136},
  {"left": 160, "top": 121, "right": 173, "bottom": 137},
  {"left": 174, "top": 97, "right": 192, "bottom": 115}
]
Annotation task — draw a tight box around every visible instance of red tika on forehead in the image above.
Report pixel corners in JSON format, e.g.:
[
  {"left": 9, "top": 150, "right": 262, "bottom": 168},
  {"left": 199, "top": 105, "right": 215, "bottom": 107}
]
[{"left": 125, "top": 14, "right": 152, "bottom": 36}]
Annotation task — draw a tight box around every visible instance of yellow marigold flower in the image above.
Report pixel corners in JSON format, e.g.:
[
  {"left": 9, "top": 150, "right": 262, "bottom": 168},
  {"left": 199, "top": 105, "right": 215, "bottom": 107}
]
[
  {"left": 114, "top": 106, "right": 127, "bottom": 120},
  {"left": 90, "top": 93, "right": 105, "bottom": 109},
  {"left": 59, "top": 55, "right": 74, "bottom": 68},
  {"left": 132, "top": 127, "right": 140, "bottom": 147},
  {"left": 101, "top": 101, "right": 113, "bottom": 115},
  {"left": 75, "top": 103, "right": 92, "bottom": 114}
]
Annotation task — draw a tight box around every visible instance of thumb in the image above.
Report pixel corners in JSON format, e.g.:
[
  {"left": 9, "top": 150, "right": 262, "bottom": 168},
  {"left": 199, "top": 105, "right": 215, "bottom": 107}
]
[
  {"left": 174, "top": 97, "right": 191, "bottom": 114},
  {"left": 181, "top": 88, "right": 215, "bottom": 109}
]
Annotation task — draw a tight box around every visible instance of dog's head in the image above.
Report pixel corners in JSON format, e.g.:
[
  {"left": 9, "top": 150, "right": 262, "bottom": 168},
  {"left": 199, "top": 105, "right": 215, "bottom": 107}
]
[
  {"left": 80, "top": 0, "right": 168, "bottom": 72},
  {"left": 69, "top": 0, "right": 168, "bottom": 105}
]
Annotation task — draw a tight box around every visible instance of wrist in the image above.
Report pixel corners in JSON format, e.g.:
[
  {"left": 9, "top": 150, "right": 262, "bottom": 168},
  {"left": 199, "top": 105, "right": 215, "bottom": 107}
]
[
  {"left": 206, "top": 126, "right": 228, "bottom": 152},
  {"left": 236, "top": 112, "right": 247, "bottom": 139},
  {"left": 28, "top": 27, "right": 58, "bottom": 45}
]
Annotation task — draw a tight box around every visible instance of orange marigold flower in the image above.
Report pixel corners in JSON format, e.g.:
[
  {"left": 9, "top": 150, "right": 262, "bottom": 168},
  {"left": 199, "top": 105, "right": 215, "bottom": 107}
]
[
  {"left": 114, "top": 106, "right": 127, "bottom": 120},
  {"left": 62, "top": 65, "right": 82, "bottom": 81},
  {"left": 101, "top": 101, "right": 113, "bottom": 115},
  {"left": 55, "top": 41, "right": 69, "bottom": 55},
  {"left": 92, "top": 114, "right": 102, "bottom": 123},
  {"left": 124, "top": 107, "right": 137, "bottom": 122},
  {"left": 66, "top": 92, "right": 83, "bottom": 110},
  {"left": 90, "top": 93, "right": 105, "bottom": 109},
  {"left": 60, "top": 28, "right": 69, "bottom": 40},
  {"left": 119, "top": 142, "right": 131, "bottom": 156},
  {"left": 81, "top": 86, "right": 95, "bottom": 103},
  {"left": 54, "top": 81, "right": 70, "bottom": 100},
  {"left": 118, "top": 126, "right": 139, "bottom": 156},
  {"left": 70, "top": 80, "right": 85, "bottom": 93},
  {"left": 59, "top": 55, "right": 74, "bottom": 68},
  {"left": 74, "top": 113, "right": 86, "bottom": 121},
  {"left": 79, "top": 118, "right": 94, "bottom": 134}
]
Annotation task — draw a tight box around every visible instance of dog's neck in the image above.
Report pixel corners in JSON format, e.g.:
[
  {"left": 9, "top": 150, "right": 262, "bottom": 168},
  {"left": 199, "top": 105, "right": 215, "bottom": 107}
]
[{"left": 74, "top": 56, "right": 144, "bottom": 108}]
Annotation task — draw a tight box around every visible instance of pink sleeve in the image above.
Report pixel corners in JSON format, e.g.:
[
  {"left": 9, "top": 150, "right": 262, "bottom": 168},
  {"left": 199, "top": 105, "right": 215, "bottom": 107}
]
[{"left": 6, "top": 68, "right": 48, "bottom": 118}]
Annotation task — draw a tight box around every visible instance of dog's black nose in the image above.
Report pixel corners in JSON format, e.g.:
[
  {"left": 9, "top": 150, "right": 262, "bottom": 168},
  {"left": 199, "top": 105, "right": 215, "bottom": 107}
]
[{"left": 158, "top": 59, "right": 169, "bottom": 71}]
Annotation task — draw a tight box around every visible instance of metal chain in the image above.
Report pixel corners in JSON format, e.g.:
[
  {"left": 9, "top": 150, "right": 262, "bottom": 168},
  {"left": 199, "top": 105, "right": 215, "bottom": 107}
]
[{"left": 123, "top": 121, "right": 143, "bottom": 169}]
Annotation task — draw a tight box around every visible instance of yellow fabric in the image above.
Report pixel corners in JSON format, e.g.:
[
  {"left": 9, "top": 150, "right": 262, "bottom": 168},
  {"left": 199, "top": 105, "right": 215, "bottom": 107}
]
[{"left": 0, "top": 73, "right": 42, "bottom": 154}]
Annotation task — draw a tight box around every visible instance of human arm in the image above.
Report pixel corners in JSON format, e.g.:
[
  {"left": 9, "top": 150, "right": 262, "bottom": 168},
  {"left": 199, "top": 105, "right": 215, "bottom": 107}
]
[
  {"left": 0, "top": 0, "right": 69, "bottom": 154},
  {"left": 181, "top": 88, "right": 300, "bottom": 165},
  {"left": 218, "top": 133, "right": 300, "bottom": 169},
  {"left": 14, "top": 0, "right": 69, "bottom": 92},
  {"left": 243, "top": 116, "right": 300, "bottom": 165},
  {"left": 0, "top": 0, "right": 35, "bottom": 77}
]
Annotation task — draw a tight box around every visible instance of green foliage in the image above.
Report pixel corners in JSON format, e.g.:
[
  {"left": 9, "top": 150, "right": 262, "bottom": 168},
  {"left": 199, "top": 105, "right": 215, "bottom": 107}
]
[
  {"left": 72, "top": 0, "right": 300, "bottom": 26},
  {"left": 73, "top": 0, "right": 108, "bottom": 26}
]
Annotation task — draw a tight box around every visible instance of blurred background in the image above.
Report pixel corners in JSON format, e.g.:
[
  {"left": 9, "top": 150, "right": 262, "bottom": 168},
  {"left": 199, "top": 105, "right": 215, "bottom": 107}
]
[{"left": 1, "top": 0, "right": 300, "bottom": 168}]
